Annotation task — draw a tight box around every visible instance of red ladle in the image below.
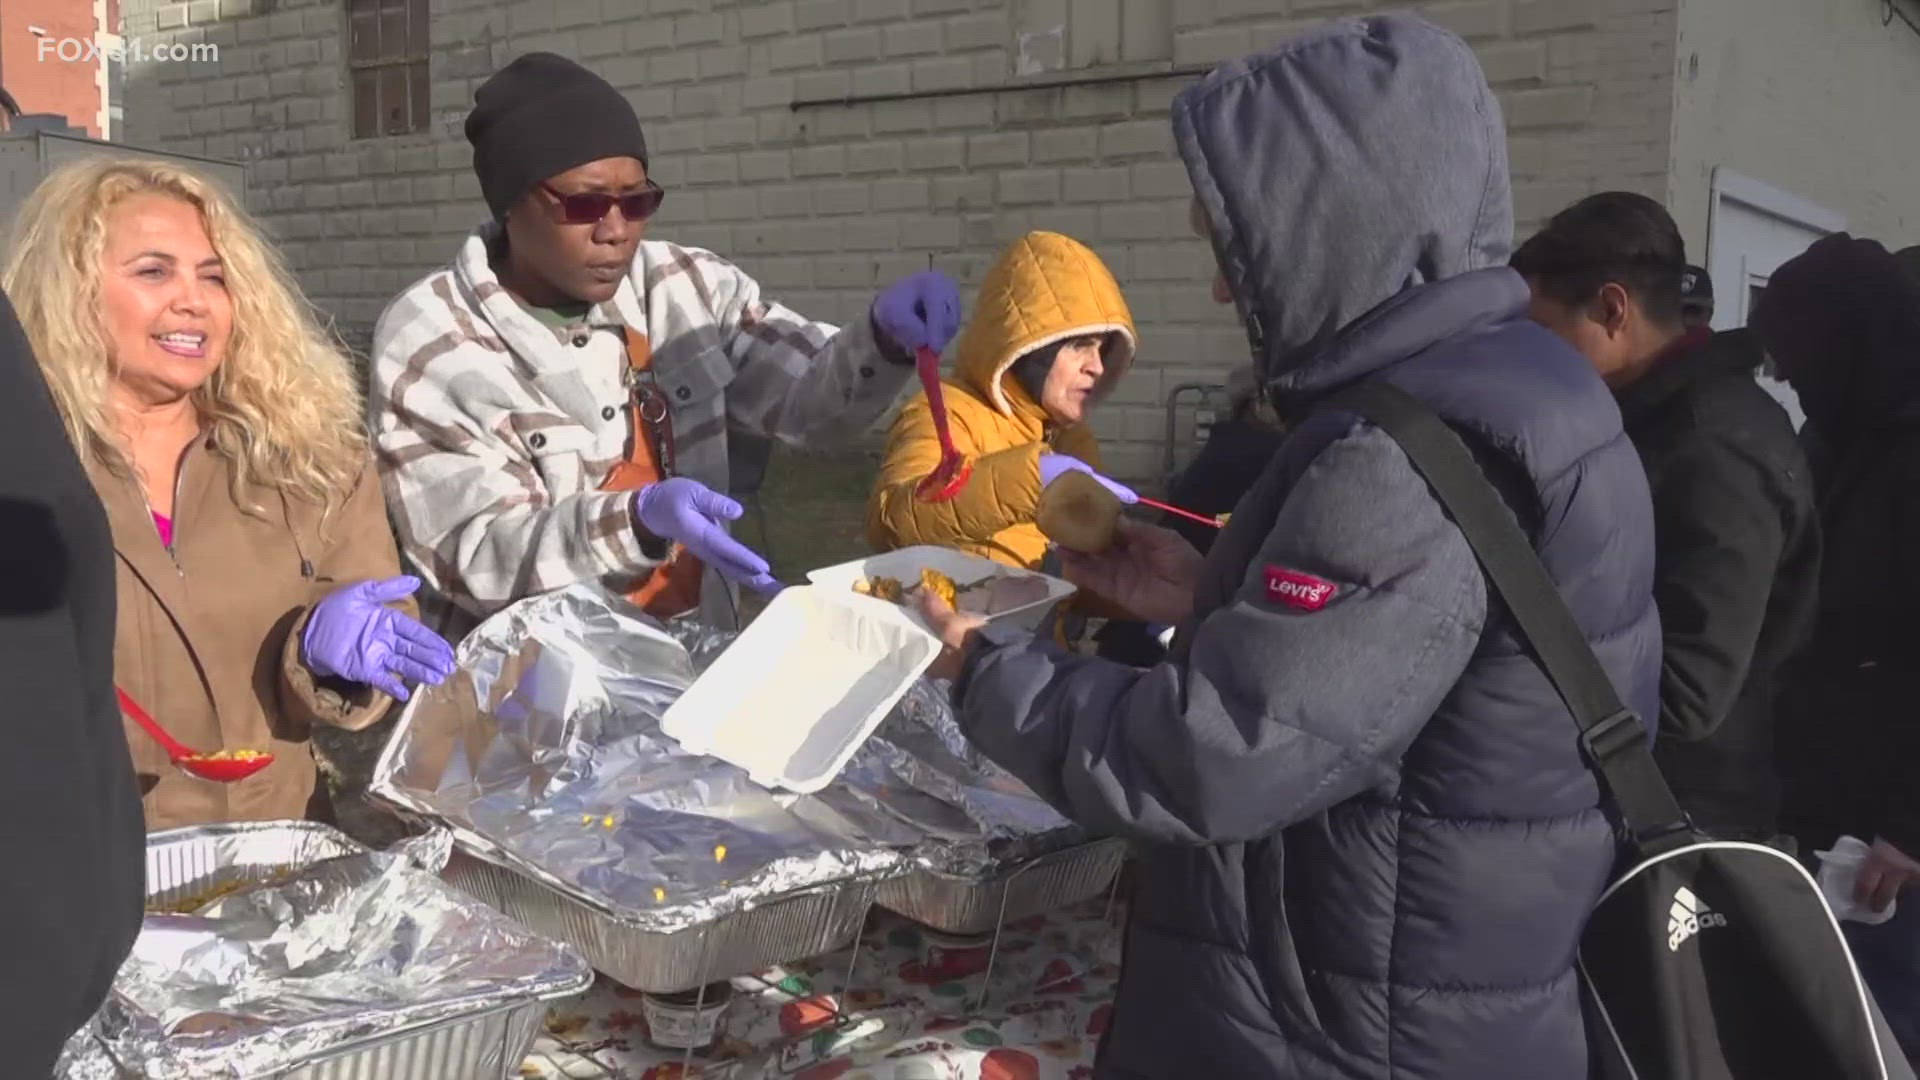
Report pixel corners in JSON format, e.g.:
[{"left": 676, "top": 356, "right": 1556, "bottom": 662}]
[
  {"left": 116, "top": 686, "right": 274, "bottom": 783},
  {"left": 912, "top": 345, "right": 972, "bottom": 502},
  {"left": 1135, "top": 496, "right": 1225, "bottom": 530}
]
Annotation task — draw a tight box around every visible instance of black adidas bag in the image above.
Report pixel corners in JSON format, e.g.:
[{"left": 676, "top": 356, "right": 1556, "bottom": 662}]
[{"left": 1328, "top": 381, "right": 1907, "bottom": 1080}]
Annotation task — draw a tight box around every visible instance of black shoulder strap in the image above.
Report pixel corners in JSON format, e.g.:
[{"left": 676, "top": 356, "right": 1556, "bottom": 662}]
[{"left": 1325, "top": 380, "right": 1692, "bottom": 855}]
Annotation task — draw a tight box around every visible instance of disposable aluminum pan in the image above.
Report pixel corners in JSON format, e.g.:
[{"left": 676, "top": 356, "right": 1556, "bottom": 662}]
[
  {"left": 144, "top": 820, "right": 360, "bottom": 914},
  {"left": 442, "top": 847, "right": 883, "bottom": 994},
  {"left": 79, "top": 821, "right": 593, "bottom": 1080},
  {"left": 876, "top": 837, "right": 1129, "bottom": 936},
  {"left": 369, "top": 585, "right": 916, "bottom": 994}
]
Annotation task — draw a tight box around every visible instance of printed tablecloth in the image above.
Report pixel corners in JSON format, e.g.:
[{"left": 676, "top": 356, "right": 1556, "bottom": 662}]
[{"left": 518, "top": 899, "right": 1123, "bottom": 1079}]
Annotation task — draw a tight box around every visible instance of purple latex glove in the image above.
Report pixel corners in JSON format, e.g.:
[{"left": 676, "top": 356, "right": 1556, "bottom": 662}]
[
  {"left": 871, "top": 270, "right": 962, "bottom": 355},
  {"left": 301, "top": 576, "right": 457, "bottom": 701},
  {"left": 1039, "top": 452, "right": 1138, "bottom": 504},
  {"left": 633, "top": 477, "right": 781, "bottom": 595}
]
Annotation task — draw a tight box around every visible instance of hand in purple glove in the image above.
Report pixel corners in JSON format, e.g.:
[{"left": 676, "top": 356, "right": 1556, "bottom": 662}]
[
  {"left": 1039, "top": 452, "right": 1138, "bottom": 504},
  {"left": 871, "top": 270, "right": 962, "bottom": 356},
  {"left": 301, "top": 576, "right": 457, "bottom": 701},
  {"left": 633, "top": 477, "right": 781, "bottom": 595}
]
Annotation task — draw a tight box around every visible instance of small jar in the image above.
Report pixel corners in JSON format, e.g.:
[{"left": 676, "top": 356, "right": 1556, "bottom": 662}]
[
  {"left": 919, "top": 926, "right": 996, "bottom": 976},
  {"left": 643, "top": 981, "right": 734, "bottom": 1053}
]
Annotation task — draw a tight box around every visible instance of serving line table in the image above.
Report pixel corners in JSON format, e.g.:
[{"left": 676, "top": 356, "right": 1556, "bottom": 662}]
[{"left": 518, "top": 899, "right": 1124, "bottom": 1079}]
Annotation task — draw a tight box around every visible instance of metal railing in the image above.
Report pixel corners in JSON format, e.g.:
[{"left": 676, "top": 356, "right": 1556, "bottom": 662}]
[{"left": 1161, "top": 381, "right": 1232, "bottom": 489}]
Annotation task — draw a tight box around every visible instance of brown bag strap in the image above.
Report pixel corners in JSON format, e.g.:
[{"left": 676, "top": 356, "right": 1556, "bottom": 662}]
[
  {"left": 602, "top": 328, "right": 702, "bottom": 617},
  {"left": 606, "top": 328, "right": 677, "bottom": 482}
]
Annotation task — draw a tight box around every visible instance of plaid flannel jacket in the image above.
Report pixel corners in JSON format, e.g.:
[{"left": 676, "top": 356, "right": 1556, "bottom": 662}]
[{"left": 369, "top": 224, "right": 912, "bottom": 640}]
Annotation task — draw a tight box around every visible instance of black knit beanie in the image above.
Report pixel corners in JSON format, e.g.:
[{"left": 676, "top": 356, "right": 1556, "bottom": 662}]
[{"left": 465, "top": 53, "right": 649, "bottom": 222}]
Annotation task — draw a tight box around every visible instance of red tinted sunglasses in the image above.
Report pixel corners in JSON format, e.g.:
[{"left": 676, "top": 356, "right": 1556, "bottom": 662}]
[{"left": 540, "top": 180, "right": 665, "bottom": 225}]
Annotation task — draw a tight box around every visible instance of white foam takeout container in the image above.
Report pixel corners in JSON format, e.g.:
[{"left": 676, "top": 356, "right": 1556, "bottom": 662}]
[
  {"left": 661, "top": 584, "right": 942, "bottom": 794},
  {"left": 805, "top": 545, "right": 1077, "bottom": 633}
]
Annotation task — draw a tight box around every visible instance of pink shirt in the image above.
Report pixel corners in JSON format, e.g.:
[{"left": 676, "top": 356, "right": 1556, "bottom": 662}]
[{"left": 152, "top": 511, "right": 173, "bottom": 549}]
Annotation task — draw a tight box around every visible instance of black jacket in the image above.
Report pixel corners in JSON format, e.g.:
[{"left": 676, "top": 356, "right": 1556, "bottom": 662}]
[
  {"left": 0, "top": 289, "right": 145, "bottom": 1075},
  {"left": 1161, "top": 414, "right": 1287, "bottom": 553},
  {"left": 1615, "top": 327, "right": 1819, "bottom": 839},
  {"left": 1755, "top": 233, "right": 1920, "bottom": 855},
  {"left": 1091, "top": 413, "right": 1287, "bottom": 667}
]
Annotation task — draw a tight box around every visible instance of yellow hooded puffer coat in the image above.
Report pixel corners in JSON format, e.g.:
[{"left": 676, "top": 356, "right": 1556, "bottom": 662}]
[{"left": 867, "top": 231, "right": 1136, "bottom": 569}]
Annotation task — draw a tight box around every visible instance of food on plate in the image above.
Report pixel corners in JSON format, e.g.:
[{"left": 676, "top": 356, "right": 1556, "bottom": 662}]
[
  {"left": 852, "top": 566, "right": 1055, "bottom": 617},
  {"left": 851, "top": 576, "right": 903, "bottom": 602},
  {"left": 918, "top": 567, "right": 957, "bottom": 607},
  {"left": 1036, "top": 468, "right": 1122, "bottom": 553}
]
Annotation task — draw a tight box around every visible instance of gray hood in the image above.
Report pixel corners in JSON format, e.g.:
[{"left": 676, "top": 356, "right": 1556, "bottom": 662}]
[{"left": 1172, "top": 13, "right": 1513, "bottom": 394}]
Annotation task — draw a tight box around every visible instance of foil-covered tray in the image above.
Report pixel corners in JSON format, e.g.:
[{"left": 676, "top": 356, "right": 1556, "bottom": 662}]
[
  {"left": 442, "top": 848, "right": 880, "bottom": 994},
  {"left": 57, "top": 821, "right": 592, "bottom": 1080},
  {"left": 874, "top": 837, "right": 1129, "bottom": 936},
  {"left": 832, "top": 675, "right": 1126, "bottom": 933},
  {"left": 370, "top": 584, "right": 1119, "bottom": 989},
  {"left": 841, "top": 677, "right": 1088, "bottom": 874},
  {"left": 369, "top": 584, "right": 916, "bottom": 992}
]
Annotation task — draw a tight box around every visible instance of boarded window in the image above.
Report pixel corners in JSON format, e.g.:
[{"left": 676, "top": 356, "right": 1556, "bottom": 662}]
[{"left": 347, "top": 0, "right": 429, "bottom": 138}]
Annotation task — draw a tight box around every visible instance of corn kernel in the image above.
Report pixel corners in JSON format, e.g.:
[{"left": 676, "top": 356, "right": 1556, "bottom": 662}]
[
  {"left": 581, "top": 814, "right": 593, "bottom": 825},
  {"left": 919, "top": 568, "right": 957, "bottom": 607},
  {"left": 714, "top": 844, "right": 727, "bottom": 862},
  {"left": 187, "top": 748, "right": 267, "bottom": 762},
  {"left": 653, "top": 887, "right": 666, "bottom": 902},
  {"left": 602, "top": 815, "right": 615, "bottom": 829}
]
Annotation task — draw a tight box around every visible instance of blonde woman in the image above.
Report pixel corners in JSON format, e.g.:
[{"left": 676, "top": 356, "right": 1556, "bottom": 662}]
[{"left": 2, "top": 158, "right": 455, "bottom": 829}]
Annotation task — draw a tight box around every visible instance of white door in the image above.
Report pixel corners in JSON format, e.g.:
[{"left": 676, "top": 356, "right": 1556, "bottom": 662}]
[{"left": 1704, "top": 168, "right": 1846, "bottom": 430}]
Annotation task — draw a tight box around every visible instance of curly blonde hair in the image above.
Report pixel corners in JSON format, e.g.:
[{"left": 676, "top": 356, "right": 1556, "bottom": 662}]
[{"left": 1, "top": 156, "right": 365, "bottom": 513}]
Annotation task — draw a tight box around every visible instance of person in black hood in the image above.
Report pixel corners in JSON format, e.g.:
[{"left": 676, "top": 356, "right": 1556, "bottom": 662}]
[
  {"left": 1513, "top": 192, "right": 1819, "bottom": 845},
  {"left": 1896, "top": 244, "right": 1920, "bottom": 289},
  {"left": 0, "top": 285, "right": 145, "bottom": 1075},
  {"left": 1753, "top": 232, "right": 1920, "bottom": 1060},
  {"left": 1158, "top": 370, "right": 1286, "bottom": 554},
  {"left": 1092, "top": 371, "right": 1285, "bottom": 667},
  {"left": 1679, "top": 263, "right": 1714, "bottom": 326}
]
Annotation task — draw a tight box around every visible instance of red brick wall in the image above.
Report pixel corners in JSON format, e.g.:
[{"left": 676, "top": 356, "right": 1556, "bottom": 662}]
[{"left": 0, "top": 0, "right": 107, "bottom": 137}]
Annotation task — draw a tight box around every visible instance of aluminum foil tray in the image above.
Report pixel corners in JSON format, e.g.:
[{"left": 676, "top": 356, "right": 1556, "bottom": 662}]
[
  {"left": 246, "top": 1002, "right": 546, "bottom": 1080},
  {"left": 442, "top": 848, "right": 882, "bottom": 994},
  {"left": 61, "top": 821, "right": 591, "bottom": 1080},
  {"left": 875, "top": 837, "right": 1129, "bottom": 936},
  {"left": 144, "top": 820, "right": 362, "bottom": 915},
  {"left": 368, "top": 585, "right": 921, "bottom": 993}
]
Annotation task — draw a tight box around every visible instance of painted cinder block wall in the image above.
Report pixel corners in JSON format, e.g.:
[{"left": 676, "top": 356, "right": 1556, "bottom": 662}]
[{"left": 115, "top": 0, "right": 1684, "bottom": 481}]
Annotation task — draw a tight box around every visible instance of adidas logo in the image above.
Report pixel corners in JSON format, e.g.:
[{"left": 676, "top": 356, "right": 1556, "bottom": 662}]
[{"left": 1667, "top": 886, "right": 1728, "bottom": 951}]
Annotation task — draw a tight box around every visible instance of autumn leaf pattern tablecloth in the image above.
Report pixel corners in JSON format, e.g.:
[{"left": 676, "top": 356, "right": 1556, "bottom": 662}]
[{"left": 518, "top": 899, "right": 1122, "bottom": 1079}]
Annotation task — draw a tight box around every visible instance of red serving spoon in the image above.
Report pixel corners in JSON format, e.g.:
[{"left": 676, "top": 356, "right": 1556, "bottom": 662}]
[
  {"left": 1134, "top": 496, "right": 1225, "bottom": 530},
  {"left": 116, "top": 686, "right": 274, "bottom": 783},
  {"left": 912, "top": 345, "right": 972, "bottom": 502}
]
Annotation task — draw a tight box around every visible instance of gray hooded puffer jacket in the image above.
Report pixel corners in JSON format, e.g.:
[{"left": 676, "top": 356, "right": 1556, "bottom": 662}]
[{"left": 952, "top": 14, "right": 1662, "bottom": 1078}]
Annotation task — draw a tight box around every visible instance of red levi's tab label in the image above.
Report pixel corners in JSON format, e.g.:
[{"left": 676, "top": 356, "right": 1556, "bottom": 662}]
[{"left": 1264, "top": 565, "right": 1338, "bottom": 611}]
